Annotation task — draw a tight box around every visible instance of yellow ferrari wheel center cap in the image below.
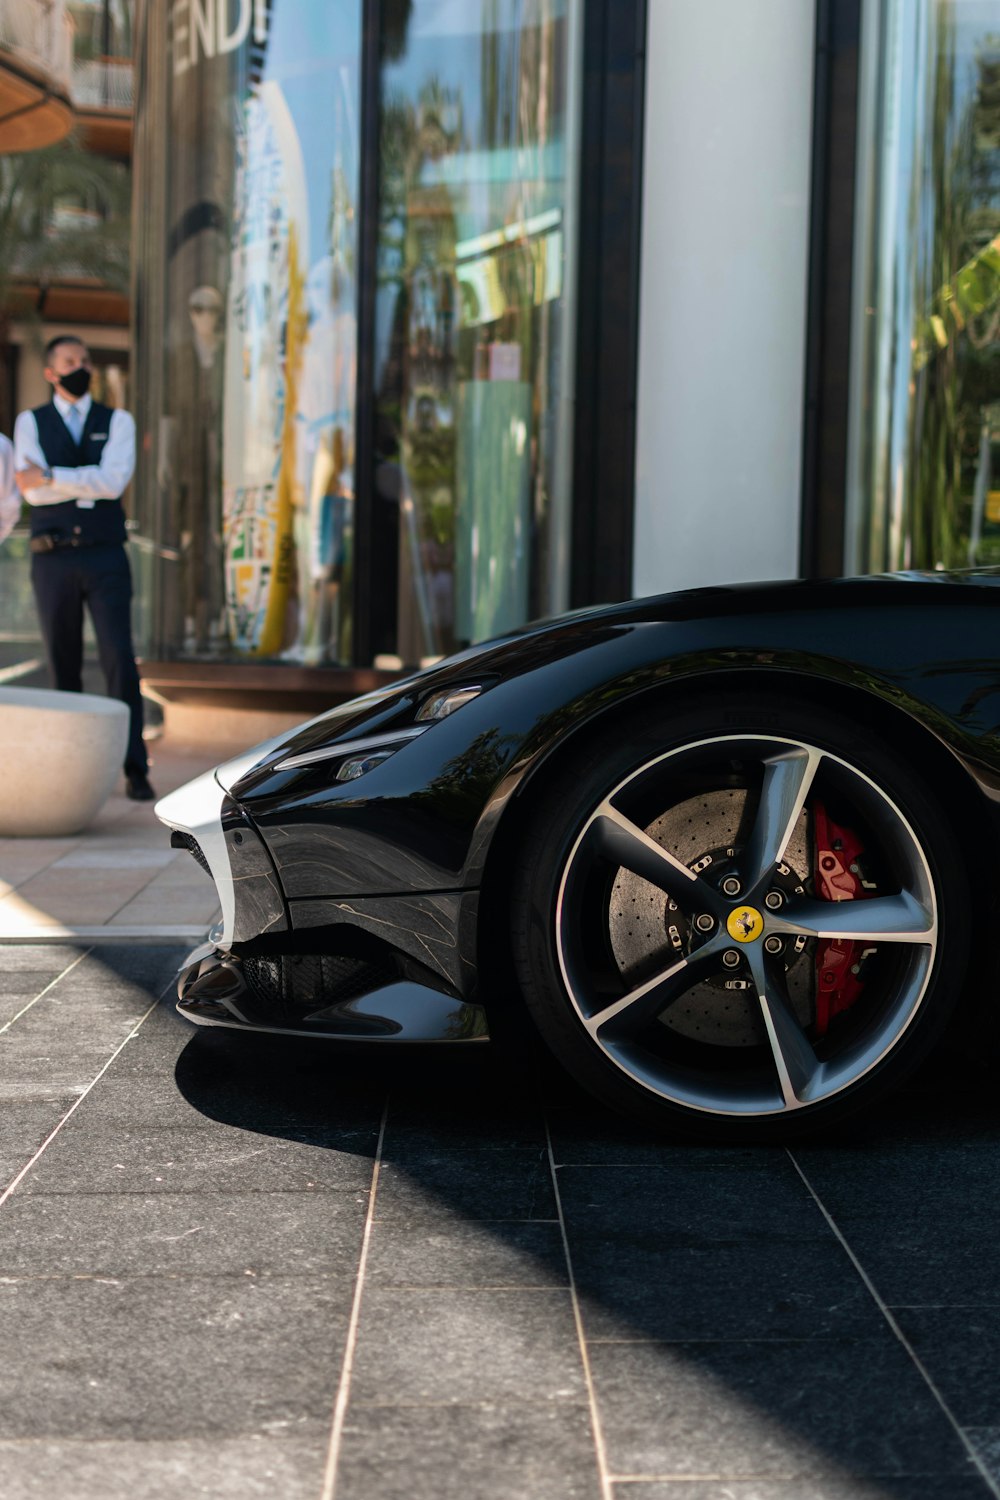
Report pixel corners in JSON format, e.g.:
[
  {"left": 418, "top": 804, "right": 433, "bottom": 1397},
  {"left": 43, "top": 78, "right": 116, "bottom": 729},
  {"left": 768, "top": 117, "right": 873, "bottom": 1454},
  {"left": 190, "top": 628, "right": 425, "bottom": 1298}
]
[{"left": 726, "top": 905, "right": 764, "bottom": 943}]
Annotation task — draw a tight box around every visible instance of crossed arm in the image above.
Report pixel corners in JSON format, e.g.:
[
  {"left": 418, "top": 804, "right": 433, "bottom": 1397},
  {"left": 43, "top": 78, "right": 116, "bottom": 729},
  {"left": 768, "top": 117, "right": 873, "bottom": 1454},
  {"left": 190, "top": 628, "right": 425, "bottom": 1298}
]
[{"left": 13, "top": 409, "right": 136, "bottom": 505}]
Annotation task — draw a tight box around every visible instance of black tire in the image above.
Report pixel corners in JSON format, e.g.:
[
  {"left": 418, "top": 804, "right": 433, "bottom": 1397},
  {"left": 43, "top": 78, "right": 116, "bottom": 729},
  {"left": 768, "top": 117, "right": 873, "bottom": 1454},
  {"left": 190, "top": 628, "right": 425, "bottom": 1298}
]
[{"left": 511, "top": 690, "right": 971, "bottom": 1141}]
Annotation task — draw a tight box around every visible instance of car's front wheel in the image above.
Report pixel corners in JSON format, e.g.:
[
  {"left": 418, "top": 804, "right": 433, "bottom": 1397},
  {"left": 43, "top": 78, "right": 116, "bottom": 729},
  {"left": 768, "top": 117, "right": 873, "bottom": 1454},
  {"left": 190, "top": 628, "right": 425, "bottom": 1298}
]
[{"left": 511, "top": 692, "right": 971, "bottom": 1140}]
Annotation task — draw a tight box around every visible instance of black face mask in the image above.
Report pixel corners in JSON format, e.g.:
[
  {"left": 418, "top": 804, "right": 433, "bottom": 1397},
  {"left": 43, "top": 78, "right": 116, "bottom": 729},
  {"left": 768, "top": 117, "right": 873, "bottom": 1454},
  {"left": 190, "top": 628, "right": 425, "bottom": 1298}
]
[{"left": 59, "top": 366, "right": 91, "bottom": 399}]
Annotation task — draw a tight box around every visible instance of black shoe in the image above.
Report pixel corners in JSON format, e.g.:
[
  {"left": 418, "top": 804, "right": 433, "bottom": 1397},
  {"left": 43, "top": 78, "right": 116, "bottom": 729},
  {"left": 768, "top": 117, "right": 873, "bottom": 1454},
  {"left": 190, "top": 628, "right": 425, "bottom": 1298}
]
[{"left": 126, "top": 771, "right": 156, "bottom": 801}]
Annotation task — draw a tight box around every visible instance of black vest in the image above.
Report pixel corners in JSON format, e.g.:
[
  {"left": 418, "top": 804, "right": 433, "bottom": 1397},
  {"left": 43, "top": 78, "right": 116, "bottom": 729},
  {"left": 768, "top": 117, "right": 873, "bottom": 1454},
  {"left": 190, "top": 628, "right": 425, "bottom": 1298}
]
[{"left": 29, "top": 400, "right": 127, "bottom": 546}]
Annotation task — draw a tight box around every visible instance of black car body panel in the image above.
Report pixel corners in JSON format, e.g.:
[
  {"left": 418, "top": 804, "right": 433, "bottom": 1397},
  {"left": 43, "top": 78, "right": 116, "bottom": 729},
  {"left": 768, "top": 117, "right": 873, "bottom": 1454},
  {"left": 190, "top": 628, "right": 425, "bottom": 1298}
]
[
  {"left": 229, "top": 574, "right": 1000, "bottom": 924},
  {"left": 157, "top": 570, "right": 1000, "bottom": 1076}
]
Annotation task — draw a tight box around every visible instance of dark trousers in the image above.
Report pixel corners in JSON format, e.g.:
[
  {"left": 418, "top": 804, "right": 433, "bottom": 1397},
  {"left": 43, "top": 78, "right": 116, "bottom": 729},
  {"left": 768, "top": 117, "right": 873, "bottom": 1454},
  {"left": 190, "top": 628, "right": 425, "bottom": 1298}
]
[{"left": 31, "top": 544, "right": 148, "bottom": 776}]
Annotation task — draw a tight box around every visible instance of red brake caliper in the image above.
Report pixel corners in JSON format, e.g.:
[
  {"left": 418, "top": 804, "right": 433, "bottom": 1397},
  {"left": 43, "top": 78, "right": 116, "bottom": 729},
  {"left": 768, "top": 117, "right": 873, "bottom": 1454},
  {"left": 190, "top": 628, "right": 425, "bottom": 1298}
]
[{"left": 813, "top": 803, "right": 871, "bottom": 1036}]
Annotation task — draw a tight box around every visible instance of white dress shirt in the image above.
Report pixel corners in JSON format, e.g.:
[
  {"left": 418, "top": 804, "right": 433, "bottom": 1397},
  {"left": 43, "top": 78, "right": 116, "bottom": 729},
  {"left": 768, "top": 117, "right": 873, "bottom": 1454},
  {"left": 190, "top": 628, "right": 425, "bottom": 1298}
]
[
  {"left": 13, "top": 393, "right": 136, "bottom": 511},
  {"left": 0, "top": 433, "right": 19, "bottom": 544}
]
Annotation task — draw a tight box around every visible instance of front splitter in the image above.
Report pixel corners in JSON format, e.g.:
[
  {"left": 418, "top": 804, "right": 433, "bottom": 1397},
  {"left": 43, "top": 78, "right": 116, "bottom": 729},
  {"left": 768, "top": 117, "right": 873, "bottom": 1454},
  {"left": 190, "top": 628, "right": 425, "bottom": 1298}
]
[{"left": 175, "top": 945, "right": 489, "bottom": 1043}]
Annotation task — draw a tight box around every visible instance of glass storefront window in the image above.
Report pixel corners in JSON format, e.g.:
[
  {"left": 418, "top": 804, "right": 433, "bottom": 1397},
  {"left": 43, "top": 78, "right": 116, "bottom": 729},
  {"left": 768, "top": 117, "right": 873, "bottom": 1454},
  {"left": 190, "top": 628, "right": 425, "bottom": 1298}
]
[
  {"left": 68, "top": 0, "right": 133, "bottom": 61},
  {"left": 134, "top": 0, "right": 361, "bottom": 662},
  {"left": 846, "top": 0, "right": 1000, "bottom": 574},
  {"left": 370, "top": 0, "right": 582, "bottom": 666},
  {"left": 134, "top": 0, "right": 581, "bottom": 670}
]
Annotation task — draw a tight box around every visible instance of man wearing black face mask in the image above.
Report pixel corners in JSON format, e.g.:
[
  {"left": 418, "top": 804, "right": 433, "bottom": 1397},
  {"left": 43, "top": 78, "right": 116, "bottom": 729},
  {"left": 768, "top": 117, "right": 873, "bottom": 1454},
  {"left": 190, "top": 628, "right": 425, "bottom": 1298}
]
[{"left": 13, "top": 334, "right": 154, "bottom": 800}]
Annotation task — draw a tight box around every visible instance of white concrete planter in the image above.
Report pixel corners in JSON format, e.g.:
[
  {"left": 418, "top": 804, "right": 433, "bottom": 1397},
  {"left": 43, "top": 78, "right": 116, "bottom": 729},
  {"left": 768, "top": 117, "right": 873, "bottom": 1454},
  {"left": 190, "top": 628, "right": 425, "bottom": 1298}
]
[{"left": 0, "top": 686, "right": 129, "bottom": 836}]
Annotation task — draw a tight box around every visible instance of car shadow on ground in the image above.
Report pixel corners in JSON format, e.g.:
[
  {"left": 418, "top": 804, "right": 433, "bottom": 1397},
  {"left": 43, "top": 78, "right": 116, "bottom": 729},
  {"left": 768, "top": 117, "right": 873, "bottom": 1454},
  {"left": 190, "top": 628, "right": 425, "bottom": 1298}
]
[{"left": 171, "top": 1015, "right": 1000, "bottom": 1496}]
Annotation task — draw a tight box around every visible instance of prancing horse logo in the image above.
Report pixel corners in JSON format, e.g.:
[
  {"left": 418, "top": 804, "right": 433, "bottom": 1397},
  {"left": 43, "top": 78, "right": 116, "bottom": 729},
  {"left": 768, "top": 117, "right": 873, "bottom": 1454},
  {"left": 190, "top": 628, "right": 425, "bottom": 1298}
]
[{"left": 726, "top": 905, "right": 763, "bottom": 943}]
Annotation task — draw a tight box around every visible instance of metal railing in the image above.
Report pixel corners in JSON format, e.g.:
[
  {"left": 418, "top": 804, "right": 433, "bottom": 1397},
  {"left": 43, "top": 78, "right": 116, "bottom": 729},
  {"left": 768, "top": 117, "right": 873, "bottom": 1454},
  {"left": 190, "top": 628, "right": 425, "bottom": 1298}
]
[
  {"left": 0, "top": 0, "right": 73, "bottom": 94},
  {"left": 72, "top": 55, "right": 133, "bottom": 111}
]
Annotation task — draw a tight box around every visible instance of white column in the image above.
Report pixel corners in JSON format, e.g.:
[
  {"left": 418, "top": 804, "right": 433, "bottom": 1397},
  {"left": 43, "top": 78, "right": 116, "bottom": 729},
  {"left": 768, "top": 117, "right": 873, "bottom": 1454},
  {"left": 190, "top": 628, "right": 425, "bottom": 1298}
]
[{"left": 633, "top": 0, "right": 816, "bottom": 597}]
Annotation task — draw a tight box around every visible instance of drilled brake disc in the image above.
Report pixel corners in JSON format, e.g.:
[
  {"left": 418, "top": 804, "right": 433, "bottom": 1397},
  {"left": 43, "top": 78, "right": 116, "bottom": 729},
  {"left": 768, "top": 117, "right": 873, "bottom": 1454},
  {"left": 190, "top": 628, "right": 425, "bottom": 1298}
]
[{"left": 608, "top": 789, "right": 813, "bottom": 1046}]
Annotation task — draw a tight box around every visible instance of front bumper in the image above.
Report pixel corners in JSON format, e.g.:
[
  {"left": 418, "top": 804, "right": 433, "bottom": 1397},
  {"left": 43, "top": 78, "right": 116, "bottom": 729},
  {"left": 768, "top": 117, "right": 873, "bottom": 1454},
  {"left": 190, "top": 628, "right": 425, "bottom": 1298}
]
[
  {"left": 158, "top": 757, "right": 488, "bottom": 1042},
  {"left": 175, "top": 943, "right": 489, "bottom": 1043},
  {"left": 156, "top": 769, "right": 242, "bottom": 946}
]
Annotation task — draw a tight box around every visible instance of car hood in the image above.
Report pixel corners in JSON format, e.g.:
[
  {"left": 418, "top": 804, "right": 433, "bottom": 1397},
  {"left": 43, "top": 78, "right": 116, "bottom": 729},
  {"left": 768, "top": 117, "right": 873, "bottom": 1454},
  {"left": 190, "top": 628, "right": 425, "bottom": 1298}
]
[{"left": 217, "top": 567, "right": 1000, "bottom": 794}]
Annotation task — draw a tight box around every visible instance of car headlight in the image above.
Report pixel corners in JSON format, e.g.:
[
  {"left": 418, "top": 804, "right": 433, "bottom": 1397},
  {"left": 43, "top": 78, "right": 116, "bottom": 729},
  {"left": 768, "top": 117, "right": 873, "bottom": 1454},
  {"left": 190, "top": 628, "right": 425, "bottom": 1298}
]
[
  {"left": 335, "top": 749, "right": 399, "bottom": 782},
  {"left": 416, "top": 685, "right": 483, "bottom": 721},
  {"left": 272, "top": 685, "right": 485, "bottom": 779},
  {"left": 274, "top": 726, "right": 425, "bottom": 774}
]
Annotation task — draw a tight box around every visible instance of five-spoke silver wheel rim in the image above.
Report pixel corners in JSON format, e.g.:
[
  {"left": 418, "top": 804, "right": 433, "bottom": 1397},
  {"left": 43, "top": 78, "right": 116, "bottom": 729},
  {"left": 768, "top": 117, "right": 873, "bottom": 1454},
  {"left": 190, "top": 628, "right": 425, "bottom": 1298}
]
[{"left": 554, "top": 735, "right": 938, "bottom": 1117}]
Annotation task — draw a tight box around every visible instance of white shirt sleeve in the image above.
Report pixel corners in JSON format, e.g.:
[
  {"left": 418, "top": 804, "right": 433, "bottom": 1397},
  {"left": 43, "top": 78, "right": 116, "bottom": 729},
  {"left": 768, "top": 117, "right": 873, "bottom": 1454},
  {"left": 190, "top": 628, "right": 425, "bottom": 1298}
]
[
  {"left": 0, "top": 435, "right": 19, "bottom": 544},
  {"left": 13, "top": 407, "right": 136, "bottom": 505},
  {"left": 12, "top": 409, "right": 46, "bottom": 473}
]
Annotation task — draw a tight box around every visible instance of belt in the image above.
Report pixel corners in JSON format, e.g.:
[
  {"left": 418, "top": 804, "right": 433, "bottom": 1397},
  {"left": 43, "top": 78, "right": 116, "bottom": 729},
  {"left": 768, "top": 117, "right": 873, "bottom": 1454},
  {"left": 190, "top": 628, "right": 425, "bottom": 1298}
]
[{"left": 30, "top": 532, "right": 102, "bottom": 553}]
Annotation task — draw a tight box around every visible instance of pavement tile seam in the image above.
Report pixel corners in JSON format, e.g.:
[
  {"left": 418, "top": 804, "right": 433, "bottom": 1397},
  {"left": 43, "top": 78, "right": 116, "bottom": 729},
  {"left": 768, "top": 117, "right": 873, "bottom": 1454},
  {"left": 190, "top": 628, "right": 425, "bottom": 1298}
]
[
  {"left": 353, "top": 1286, "right": 572, "bottom": 1296},
  {"left": 0, "top": 947, "right": 92, "bottom": 1037},
  {"left": 0, "top": 974, "right": 179, "bottom": 1212},
  {"left": 0, "top": 1436, "right": 324, "bottom": 1445},
  {"left": 602, "top": 1472, "right": 982, "bottom": 1482},
  {"left": 362, "top": 1283, "right": 567, "bottom": 1292},
  {"left": 585, "top": 1336, "right": 891, "bottom": 1346},
  {"left": 0, "top": 1272, "right": 361, "bottom": 1284},
  {"left": 0, "top": 928, "right": 215, "bottom": 942},
  {"left": 345, "top": 1397, "right": 593, "bottom": 1409},
  {"left": 315, "top": 1100, "right": 388, "bottom": 1500},
  {"left": 542, "top": 1114, "right": 616, "bottom": 1500},
  {"left": 787, "top": 1149, "right": 998, "bottom": 1496},
  {"left": 371, "top": 1214, "right": 559, "bottom": 1223},
  {"left": 15, "top": 1189, "right": 373, "bottom": 1198}
]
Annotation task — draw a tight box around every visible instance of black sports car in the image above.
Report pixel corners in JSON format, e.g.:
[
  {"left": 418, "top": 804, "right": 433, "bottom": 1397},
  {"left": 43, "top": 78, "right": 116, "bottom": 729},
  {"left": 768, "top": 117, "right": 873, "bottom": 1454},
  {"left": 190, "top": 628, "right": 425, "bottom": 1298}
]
[{"left": 156, "top": 571, "right": 1000, "bottom": 1140}]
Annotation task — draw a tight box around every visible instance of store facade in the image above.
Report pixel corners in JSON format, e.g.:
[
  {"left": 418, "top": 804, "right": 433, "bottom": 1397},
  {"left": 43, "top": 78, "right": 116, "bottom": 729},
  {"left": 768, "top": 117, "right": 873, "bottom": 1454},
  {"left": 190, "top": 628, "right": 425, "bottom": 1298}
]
[
  {"left": 844, "top": 0, "right": 1000, "bottom": 576},
  {"left": 132, "top": 0, "right": 642, "bottom": 700},
  {"left": 129, "top": 0, "right": 1000, "bottom": 703}
]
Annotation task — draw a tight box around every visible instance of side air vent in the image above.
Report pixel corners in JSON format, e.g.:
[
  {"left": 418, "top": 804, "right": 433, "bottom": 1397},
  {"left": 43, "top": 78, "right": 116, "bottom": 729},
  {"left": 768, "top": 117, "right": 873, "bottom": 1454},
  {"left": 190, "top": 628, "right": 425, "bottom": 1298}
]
[
  {"left": 170, "top": 830, "right": 211, "bottom": 876},
  {"left": 242, "top": 952, "right": 398, "bottom": 1016}
]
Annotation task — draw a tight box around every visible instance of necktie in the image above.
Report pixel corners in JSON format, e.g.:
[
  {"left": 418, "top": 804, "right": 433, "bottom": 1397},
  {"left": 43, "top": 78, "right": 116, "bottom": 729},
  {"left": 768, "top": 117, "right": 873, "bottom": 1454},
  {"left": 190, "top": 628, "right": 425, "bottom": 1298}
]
[{"left": 66, "top": 406, "right": 82, "bottom": 444}]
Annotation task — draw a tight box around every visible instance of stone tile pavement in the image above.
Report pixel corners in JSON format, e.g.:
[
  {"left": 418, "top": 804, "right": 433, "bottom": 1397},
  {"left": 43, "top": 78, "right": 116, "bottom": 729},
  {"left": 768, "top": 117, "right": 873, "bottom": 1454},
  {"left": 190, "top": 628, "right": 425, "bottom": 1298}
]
[
  {"left": 0, "top": 939, "right": 999, "bottom": 1499},
  {"left": 0, "top": 711, "right": 998, "bottom": 1498},
  {"left": 0, "top": 739, "right": 222, "bottom": 941}
]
